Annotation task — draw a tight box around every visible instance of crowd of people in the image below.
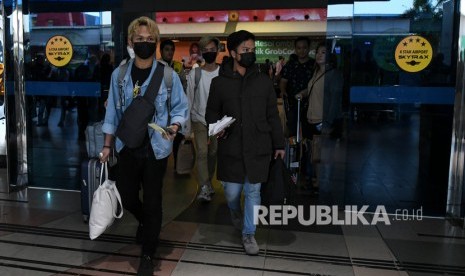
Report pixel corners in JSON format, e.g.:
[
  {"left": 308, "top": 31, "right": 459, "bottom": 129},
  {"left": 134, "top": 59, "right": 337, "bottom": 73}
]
[{"left": 27, "top": 15, "right": 344, "bottom": 276}]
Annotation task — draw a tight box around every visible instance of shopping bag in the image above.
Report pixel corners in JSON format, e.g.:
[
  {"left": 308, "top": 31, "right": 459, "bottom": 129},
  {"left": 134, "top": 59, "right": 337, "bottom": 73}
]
[
  {"left": 311, "top": 135, "right": 322, "bottom": 163},
  {"left": 89, "top": 162, "right": 123, "bottom": 240},
  {"left": 176, "top": 139, "right": 195, "bottom": 174}
]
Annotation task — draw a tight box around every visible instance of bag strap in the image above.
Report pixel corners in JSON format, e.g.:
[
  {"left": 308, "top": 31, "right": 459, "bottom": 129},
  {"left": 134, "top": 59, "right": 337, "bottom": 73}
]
[
  {"left": 163, "top": 64, "right": 174, "bottom": 124},
  {"left": 99, "top": 162, "right": 124, "bottom": 218},
  {"left": 99, "top": 161, "right": 109, "bottom": 186},
  {"left": 143, "top": 62, "right": 165, "bottom": 104},
  {"left": 307, "top": 67, "right": 333, "bottom": 99},
  {"left": 110, "top": 186, "right": 124, "bottom": 218}
]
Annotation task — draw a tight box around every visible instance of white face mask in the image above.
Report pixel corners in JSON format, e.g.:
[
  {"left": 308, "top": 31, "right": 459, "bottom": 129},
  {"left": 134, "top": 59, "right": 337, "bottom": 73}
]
[{"left": 127, "top": 46, "right": 135, "bottom": 59}]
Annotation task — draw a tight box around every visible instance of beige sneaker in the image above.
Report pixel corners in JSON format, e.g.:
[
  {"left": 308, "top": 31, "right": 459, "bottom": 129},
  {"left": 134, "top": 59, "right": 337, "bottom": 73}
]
[{"left": 242, "top": 234, "right": 259, "bottom": 255}]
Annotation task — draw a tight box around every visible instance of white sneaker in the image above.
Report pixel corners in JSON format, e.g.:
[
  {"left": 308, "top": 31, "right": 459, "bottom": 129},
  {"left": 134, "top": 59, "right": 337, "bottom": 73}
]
[
  {"left": 242, "top": 234, "right": 259, "bottom": 255},
  {"left": 197, "top": 185, "right": 212, "bottom": 202}
]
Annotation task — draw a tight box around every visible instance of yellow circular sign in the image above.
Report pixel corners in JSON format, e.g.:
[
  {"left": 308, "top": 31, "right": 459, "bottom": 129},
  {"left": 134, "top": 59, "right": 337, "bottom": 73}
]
[
  {"left": 45, "top": 35, "right": 73, "bottom": 67},
  {"left": 395, "top": 35, "right": 432, "bottom": 72}
]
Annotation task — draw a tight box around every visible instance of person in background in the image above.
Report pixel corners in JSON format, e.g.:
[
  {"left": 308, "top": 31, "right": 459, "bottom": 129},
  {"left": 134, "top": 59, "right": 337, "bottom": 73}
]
[
  {"left": 94, "top": 53, "right": 114, "bottom": 121},
  {"left": 159, "top": 39, "right": 187, "bottom": 90},
  {"left": 186, "top": 36, "right": 220, "bottom": 202},
  {"left": 261, "top": 58, "right": 273, "bottom": 79},
  {"left": 205, "top": 30, "right": 285, "bottom": 256},
  {"left": 274, "top": 55, "right": 285, "bottom": 81},
  {"left": 185, "top": 42, "right": 202, "bottom": 68},
  {"left": 295, "top": 43, "right": 343, "bottom": 192},
  {"left": 159, "top": 39, "right": 188, "bottom": 172},
  {"left": 74, "top": 55, "right": 98, "bottom": 139},
  {"left": 51, "top": 66, "right": 72, "bottom": 128},
  {"left": 32, "top": 54, "right": 52, "bottom": 126},
  {"left": 280, "top": 37, "right": 314, "bottom": 137},
  {"left": 99, "top": 16, "right": 188, "bottom": 276}
]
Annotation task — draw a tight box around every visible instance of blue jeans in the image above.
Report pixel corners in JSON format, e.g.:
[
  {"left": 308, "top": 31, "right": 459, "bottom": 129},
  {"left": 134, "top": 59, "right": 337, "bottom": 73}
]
[{"left": 222, "top": 179, "right": 261, "bottom": 235}]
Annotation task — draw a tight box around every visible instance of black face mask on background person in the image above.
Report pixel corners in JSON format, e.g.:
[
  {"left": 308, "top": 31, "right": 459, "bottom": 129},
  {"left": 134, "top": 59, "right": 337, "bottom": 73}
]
[
  {"left": 133, "top": 42, "right": 156, "bottom": 59},
  {"left": 237, "top": 52, "right": 256, "bottom": 68},
  {"left": 202, "top": 52, "right": 217, "bottom": 64}
]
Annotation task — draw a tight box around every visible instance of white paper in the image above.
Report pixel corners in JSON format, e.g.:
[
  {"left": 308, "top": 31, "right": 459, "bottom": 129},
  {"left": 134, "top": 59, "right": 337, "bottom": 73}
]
[
  {"left": 208, "top": 115, "right": 236, "bottom": 136},
  {"left": 148, "top": 123, "right": 168, "bottom": 136}
]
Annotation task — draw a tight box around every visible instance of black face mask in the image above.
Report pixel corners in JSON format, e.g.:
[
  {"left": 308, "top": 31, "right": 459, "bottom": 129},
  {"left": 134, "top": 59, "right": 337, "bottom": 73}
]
[
  {"left": 133, "top": 42, "right": 156, "bottom": 59},
  {"left": 202, "top": 52, "right": 217, "bottom": 64},
  {"left": 238, "top": 52, "right": 256, "bottom": 68}
]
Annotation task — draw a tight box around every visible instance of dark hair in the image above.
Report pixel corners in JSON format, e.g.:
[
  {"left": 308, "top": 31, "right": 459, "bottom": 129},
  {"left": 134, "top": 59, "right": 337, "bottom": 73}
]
[
  {"left": 315, "top": 42, "right": 337, "bottom": 69},
  {"left": 294, "top": 36, "right": 310, "bottom": 47},
  {"left": 316, "top": 42, "right": 326, "bottom": 52},
  {"left": 227, "top": 30, "right": 255, "bottom": 54},
  {"left": 289, "top": 54, "right": 298, "bottom": 62},
  {"left": 160, "top": 39, "right": 175, "bottom": 52},
  {"left": 101, "top": 53, "right": 111, "bottom": 65},
  {"left": 189, "top": 42, "right": 200, "bottom": 55}
]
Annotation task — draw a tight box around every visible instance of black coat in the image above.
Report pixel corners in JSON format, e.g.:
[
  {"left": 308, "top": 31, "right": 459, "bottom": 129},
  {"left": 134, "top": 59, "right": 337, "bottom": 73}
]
[{"left": 206, "top": 60, "right": 285, "bottom": 184}]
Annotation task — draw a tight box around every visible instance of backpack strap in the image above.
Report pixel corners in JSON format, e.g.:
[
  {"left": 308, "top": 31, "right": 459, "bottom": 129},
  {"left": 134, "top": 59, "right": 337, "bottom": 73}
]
[
  {"left": 194, "top": 67, "right": 201, "bottom": 92},
  {"left": 192, "top": 67, "right": 202, "bottom": 110},
  {"left": 117, "top": 61, "right": 130, "bottom": 109}
]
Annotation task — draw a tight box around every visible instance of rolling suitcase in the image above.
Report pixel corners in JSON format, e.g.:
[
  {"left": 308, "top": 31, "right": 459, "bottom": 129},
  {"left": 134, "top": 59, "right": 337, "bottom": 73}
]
[
  {"left": 284, "top": 98, "right": 302, "bottom": 185},
  {"left": 81, "top": 158, "right": 102, "bottom": 223},
  {"left": 85, "top": 121, "right": 104, "bottom": 158}
]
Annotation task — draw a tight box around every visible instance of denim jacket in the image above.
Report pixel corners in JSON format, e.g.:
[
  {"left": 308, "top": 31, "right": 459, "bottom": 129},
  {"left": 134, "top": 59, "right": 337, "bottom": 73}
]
[{"left": 102, "top": 59, "right": 189, "bottom": 159}]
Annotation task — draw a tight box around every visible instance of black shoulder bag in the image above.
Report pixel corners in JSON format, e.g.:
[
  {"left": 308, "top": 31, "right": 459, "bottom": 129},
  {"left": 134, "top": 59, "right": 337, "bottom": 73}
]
[{"left": 115, "top": 63, "right": 165, "bottom": 149}]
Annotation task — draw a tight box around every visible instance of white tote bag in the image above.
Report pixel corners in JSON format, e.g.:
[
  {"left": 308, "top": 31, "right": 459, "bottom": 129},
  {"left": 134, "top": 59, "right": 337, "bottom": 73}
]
[{"left": 89, "top": 162, "right": 123, "bottom": 240}]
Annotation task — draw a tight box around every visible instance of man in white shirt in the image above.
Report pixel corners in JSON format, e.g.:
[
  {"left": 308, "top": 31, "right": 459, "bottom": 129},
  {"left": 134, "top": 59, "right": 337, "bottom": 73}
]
[{"left": 186, "top": 36, "right": 220, "bottom": 202}]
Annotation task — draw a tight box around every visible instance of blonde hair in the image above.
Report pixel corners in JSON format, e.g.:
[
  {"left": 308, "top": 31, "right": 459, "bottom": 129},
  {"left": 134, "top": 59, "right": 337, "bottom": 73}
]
[
  {"left": 198, "top": 36, "right": 220, "bottom": 50},
  {"left": 127, "top": 16, "right": 160, "bottom": 44}
]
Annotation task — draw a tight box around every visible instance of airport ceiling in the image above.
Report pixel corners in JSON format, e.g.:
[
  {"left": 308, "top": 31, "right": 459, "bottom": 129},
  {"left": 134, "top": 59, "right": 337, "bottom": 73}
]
[{"left": 3, "top": 0, "right": 388, "bottom": 13}]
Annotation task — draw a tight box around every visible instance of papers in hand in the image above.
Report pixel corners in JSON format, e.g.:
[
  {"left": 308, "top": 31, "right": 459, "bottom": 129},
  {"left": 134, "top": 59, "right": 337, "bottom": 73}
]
[
  {"left": 148, "top": 123, "right": 170, "bottom": 136},
  {"left": 208, "top": 116, "right": 236, "bottom": 136}
]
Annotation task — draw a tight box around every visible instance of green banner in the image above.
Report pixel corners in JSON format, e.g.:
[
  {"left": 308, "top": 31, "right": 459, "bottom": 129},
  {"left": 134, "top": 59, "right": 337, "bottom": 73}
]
[{"left": 255, "top": 40, "right": 294, "bottom": 63}]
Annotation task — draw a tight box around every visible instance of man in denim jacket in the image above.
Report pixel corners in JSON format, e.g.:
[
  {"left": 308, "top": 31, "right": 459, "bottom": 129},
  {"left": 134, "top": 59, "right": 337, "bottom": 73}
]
[{"left": 99, "top": 16, "right": 188, "bottom": 276}]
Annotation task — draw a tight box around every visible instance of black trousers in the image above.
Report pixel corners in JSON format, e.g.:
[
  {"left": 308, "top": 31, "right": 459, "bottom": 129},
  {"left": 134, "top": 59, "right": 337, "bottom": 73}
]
[
  {"left": 172, "top": 132, "right": 185, "bottom": 170},
  {"left": 116, "top": 146, "right": 168, "bottom": 256}
]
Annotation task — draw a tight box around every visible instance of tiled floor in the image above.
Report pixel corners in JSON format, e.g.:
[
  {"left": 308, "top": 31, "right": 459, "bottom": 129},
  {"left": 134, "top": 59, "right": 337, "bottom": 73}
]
[
  {"left": 1, "top": 169, "right": 465, "bottom": 275},
  {"left": 0, "top": 104, "right": 460, "bottom": 275}
]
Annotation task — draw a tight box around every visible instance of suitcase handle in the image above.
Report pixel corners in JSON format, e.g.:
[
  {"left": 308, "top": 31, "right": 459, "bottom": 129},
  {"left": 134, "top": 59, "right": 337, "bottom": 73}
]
[{"left": 296, "top": 98, "right": 301, "bottom": 143}]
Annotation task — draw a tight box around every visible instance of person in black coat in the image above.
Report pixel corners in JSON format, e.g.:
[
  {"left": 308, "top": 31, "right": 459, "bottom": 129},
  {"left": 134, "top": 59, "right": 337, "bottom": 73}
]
[{"left": 205, "top": 30, "right": 285, "bottom": 256}]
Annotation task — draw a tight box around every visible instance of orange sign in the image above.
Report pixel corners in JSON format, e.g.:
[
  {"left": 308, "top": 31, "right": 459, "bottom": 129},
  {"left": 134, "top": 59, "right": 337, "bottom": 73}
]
[
  {"left": 395, "top": 35, "right": 432, "bottom": 72},
  {"left": 45, "top": 35, "right": 73, "bottom": 67}
]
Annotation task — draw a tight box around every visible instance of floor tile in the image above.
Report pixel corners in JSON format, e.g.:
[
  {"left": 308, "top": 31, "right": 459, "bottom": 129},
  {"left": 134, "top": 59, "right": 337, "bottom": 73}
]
[
  {"left": 265, "top": 228, "right": 349, "bottom": 257},
  {"left": 171, "top": 262, "right": 263, "bottom": 276},
  {"left": 352, "top": 266, "right": 402, "bottom": 276},
  {"left": 264, "top": 256, "right": 354, "bottom": 276}
]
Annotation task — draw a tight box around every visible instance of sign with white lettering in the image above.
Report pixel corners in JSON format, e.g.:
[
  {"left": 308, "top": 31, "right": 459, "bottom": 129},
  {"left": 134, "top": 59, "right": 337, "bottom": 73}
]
[
  {"left": 395, "top": 35, "right": 432, "bottom": 72},
  {"left": 255, "top": 40, "right": 294, "bottom": 63},
  {"left": 45, "top": 35, "right": 73, "bottom": 67}
]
